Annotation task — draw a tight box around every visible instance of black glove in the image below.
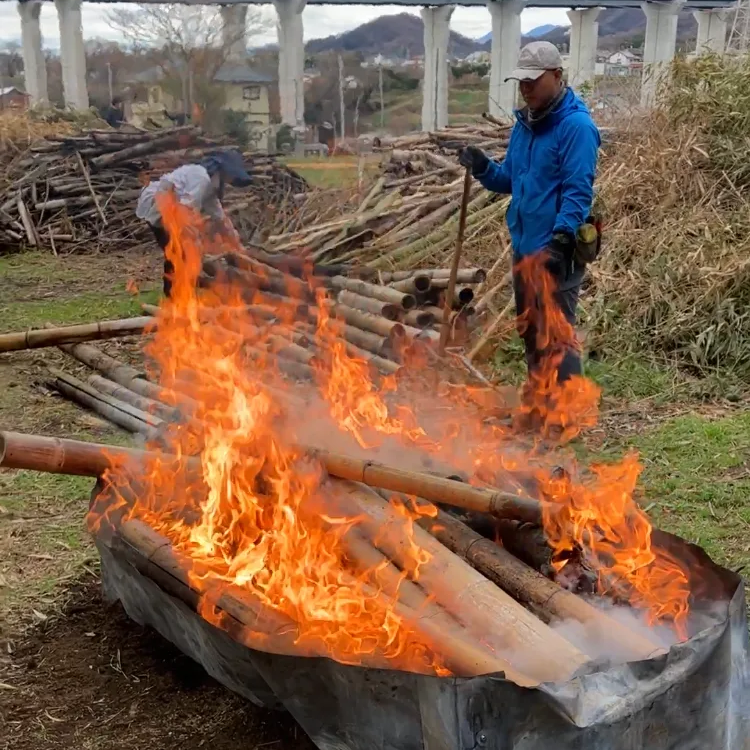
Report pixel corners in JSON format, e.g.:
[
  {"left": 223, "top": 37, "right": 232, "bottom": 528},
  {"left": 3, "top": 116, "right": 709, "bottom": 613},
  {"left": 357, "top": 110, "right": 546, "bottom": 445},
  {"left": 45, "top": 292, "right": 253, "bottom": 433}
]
[
  {"left": 545, "top": 232, "right": 575, "bottom": 279},
  {"left": 458, "top": 145, "right": 489, "bottom": 175}
]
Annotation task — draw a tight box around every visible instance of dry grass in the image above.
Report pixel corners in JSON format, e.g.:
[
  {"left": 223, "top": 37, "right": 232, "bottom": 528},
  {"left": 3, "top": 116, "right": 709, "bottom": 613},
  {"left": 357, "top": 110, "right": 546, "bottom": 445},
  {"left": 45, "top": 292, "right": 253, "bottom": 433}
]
[{"left": 585, "top": 55, "right": 750, "bottom": 381}]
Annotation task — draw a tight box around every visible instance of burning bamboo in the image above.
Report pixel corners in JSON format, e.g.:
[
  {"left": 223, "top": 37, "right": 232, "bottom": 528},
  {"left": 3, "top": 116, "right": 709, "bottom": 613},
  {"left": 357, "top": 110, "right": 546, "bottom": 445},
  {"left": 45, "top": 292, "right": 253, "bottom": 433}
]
[
  {"left": 308, "top": 449, "right": 541, "bottom": 523},
  {"left": 334, "top": 482, "right": 590, "bottom": 685},
  {"left": 418, "top": 508, "right": 665, "bottom": 661},
  {"left": 87, "top": 374, "right": 180, "bottom": 422},
  {"left": 0, "top": 316, "right": 152, "bottom": 353}
]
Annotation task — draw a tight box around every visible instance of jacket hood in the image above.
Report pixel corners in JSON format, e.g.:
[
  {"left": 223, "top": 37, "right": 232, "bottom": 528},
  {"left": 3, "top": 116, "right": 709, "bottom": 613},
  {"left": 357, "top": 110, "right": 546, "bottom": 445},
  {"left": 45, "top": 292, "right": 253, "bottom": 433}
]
[{"left": 515, "top": 87, "right": 587, "bottom": 130}]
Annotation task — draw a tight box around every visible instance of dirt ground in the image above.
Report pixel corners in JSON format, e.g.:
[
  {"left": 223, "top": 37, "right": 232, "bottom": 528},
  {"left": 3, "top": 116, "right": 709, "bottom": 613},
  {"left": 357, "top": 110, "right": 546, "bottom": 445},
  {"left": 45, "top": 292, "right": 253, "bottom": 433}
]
[{"left": 0, "top": 579, "right": 314, "bottom": 750}]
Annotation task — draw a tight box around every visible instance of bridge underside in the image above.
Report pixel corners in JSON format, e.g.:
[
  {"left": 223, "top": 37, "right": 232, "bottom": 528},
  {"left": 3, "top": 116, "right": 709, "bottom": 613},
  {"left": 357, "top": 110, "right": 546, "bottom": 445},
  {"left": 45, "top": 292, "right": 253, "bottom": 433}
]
[{"left": 14, "top": 0, "right": 737, "bottom": 129}]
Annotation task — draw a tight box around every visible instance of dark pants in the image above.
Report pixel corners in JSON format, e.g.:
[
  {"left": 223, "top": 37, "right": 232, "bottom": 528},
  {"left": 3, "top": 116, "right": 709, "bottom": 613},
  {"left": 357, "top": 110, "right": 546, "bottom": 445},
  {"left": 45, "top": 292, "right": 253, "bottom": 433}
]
[
  {"left": 151, "top": 224, "right": 172, "bottom": 297},
  {"left": 513, "top": 256, "right": 584, "bottom": 385}
]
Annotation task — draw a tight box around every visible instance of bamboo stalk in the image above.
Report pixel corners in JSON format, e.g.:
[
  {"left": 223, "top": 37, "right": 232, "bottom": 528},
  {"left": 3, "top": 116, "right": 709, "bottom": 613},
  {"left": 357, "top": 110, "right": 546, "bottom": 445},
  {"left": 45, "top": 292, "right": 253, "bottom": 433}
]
[
  {"left": 88, "top": 374, "right": 180, "bottom": 422},
  {"left": 401, "top": 309, "right": 435, "bottom": 329},
  {"left": 337, "top": 290, "right": 400, "bottom": 321},
  {"left": 0, "top": 316, "right": 152, "bottom": 353},
  {"left": 329, "top": 276, "right": 416, "bottom": 310},
  {"left": 51, "top": 370, "right": 161, "bottom": 436},
  {"left": 335, "top": 482, "right": 589, "bottom": 685},
  {"left": 390, "top": 276, "right": 431, "bottom": 295},
  {"left": 305, "top": 448, "right": 541, "bottom": 523},
  {"left": 319, "top": 302, "right": 406, "bottom": 341},
  {"left": 418, "top": 508, "right": 665, "bottom": 661},
  {"left": 0, "top": 431, "right": 167, "bottom": 477}
]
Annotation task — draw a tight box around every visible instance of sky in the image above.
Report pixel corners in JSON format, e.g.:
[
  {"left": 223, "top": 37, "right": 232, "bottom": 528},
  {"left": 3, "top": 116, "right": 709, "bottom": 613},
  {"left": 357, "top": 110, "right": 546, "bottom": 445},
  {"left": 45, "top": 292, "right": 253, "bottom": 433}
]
[{"left": 0, "top": 3, "right": 572, "bottom": 48}]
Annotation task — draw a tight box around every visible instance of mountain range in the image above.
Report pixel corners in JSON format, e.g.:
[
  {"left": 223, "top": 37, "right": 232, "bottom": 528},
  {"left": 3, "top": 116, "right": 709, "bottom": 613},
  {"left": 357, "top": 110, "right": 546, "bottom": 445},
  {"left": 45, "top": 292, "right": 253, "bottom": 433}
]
[{"left": 304, "top": 9, "right": 701, "bottom": 58}]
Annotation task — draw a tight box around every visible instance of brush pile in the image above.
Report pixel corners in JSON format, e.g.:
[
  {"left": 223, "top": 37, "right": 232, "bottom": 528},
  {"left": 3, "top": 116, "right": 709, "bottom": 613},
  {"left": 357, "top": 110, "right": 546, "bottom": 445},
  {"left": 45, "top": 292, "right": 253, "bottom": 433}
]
[
  {"left": 0, "top": 125, "right": 308, "bottom": 254},
  {"left": 586, "top": 54, "right": 750, "bottom": 381},
  {"left": 266, "top": 118, "right": 512, "bottom": 272}
]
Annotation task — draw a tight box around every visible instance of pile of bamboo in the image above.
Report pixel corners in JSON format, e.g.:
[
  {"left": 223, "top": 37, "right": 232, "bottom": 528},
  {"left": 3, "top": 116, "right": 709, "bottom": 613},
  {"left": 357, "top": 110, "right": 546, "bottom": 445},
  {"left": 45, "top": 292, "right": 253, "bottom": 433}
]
[
  {"left": 0, "top": 126, "right": 308, "bottom": 254},
  {"left": 1, "top": 425, "right": 667, "bottom": 684},
  {"left": 265, "top": 116, "right": 511, "bottom": 271}
]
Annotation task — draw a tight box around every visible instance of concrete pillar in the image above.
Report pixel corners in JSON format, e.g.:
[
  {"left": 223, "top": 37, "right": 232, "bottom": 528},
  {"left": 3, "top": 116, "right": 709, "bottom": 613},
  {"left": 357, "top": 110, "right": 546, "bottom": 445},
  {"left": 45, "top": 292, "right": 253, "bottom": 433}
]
[
  {"left": 17, "top": 1, "right": 48, "bottom": 106},
  {"left": 221, "top": 5, "right": 248, "bottom": 62},
  {"left": 693, "top": 9, "right": 729, "bottom": 54},
  {"left": 421, "top": 5, "right": 454, "bottom": 132},
  {"left": 487, "top": 0, "right": 525, "bottom": 119},
  {"left": 640, "top": 0, "right": 685, "bottom": 108},
  {"left": 273, "top": 0, "right": 306, "bottom": 129},
  {"left": 55, "top": 0, "right": 88, "bottom": 109},
  {"left": 567, "top": 6, "right": 601, "bottom": 90}
]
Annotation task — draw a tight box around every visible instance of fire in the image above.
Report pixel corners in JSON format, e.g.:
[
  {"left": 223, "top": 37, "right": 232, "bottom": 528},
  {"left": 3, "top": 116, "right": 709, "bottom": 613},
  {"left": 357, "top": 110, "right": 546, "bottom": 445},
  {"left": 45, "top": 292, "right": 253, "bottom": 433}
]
[
  {"left": 539, "top": 454, "right": 691, "bottom": 638},
  {"left": 91, "top": 191, "right": 693, "bottom": 677},
  {"left": 99, "top": 192, "right": 450, "bottom": 674}
]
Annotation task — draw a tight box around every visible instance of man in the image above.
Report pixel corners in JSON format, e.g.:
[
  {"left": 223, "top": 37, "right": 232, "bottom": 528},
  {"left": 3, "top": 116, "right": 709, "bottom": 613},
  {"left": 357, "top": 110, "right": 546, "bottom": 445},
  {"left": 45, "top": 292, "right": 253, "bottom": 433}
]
[
  {"left": 103, "top": 97, "right": 125, "bottom": 129},
  {"left": 459, "top": 41, "right": 601, "bottom": 385},
  {"left": 136, "top": 150, "right": 252, "bottom": 296}
]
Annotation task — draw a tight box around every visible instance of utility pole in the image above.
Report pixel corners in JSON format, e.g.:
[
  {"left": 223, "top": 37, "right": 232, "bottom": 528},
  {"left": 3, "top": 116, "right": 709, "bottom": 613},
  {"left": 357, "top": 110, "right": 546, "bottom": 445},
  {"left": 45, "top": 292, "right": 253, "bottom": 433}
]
[
  {"left": 379, "top": 63, "right": 384, "bottom": 130},
  {"left": 338, "top": 53, "right": 345, "bottom": 142}
]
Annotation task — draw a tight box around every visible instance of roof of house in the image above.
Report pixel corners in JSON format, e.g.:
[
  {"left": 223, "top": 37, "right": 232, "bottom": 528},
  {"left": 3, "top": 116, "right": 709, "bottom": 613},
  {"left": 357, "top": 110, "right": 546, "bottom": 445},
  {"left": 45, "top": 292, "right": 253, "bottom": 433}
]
[
  {"left": 130, "top": 63, "right": 273, "bottom": 86},
  {"left": 214, "top": 64, "right": 274, "bottom": 84},
  {"left": 0, "top": 87, "right": 27, "bottom": 97}
]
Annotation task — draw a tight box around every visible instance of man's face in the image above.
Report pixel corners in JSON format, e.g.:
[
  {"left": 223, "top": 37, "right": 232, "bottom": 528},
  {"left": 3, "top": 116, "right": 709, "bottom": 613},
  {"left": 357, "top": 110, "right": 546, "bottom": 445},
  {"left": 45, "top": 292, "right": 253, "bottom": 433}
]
[{"left": 519, "top": 69, "right": 562, "bottom": 111}]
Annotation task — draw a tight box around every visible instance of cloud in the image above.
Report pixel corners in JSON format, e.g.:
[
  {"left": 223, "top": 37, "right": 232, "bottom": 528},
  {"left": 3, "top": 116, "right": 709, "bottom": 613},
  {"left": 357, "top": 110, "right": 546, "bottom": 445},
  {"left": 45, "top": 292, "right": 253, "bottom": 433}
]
[{"left": 0, "top": 2, "right": 571, "bottom": 49}]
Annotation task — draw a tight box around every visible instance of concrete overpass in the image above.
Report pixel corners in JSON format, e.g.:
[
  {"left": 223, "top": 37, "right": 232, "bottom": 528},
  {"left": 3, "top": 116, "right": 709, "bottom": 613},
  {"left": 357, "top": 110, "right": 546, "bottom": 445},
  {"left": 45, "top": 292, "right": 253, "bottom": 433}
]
[{"left": 15, "top": 0, "right": 737, "bottom": 128}]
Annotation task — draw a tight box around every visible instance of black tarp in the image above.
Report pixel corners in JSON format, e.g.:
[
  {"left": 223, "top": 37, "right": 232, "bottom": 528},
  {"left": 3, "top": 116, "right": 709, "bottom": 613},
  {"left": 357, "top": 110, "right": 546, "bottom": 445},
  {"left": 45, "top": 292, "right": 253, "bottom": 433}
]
[{"left": 97, "top": 528, "right": 750, "bottom": 750}]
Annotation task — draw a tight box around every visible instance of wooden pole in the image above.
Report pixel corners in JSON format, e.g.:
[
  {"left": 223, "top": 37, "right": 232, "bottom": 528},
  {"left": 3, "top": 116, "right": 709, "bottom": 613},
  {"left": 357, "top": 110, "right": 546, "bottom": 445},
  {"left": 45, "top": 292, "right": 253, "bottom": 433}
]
[
  {"left": 419, "top": 508, "right": 665, "bottom": 661},
  {"left": 439, "top": 167, "right": 473, "bottom": 355},
  {"left": 0, "top": 316, "right": 152, "bottom": 353}
]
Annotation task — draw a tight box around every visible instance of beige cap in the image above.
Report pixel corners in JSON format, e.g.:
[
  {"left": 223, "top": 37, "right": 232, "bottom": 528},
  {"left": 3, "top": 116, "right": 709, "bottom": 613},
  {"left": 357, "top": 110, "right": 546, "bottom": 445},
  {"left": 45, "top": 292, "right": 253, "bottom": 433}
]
[{"left": 505, "top": 41, "right": 563, "bottom": 82}]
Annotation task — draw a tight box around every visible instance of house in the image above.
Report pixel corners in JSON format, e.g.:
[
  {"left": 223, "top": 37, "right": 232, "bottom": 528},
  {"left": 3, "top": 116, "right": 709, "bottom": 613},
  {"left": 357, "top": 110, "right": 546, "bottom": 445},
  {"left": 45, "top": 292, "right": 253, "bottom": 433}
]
[
  {"left": 605, "top": 49, "right": 642, "bottom": 77},
  {"left": 213, "top": 63, "right": 274, "bottom": 142},
  {"left": 0, "top": 87, "right": 30, "bottom": 111},
  {"left": 126, "top": 62, "right": 274, "bottom": 151}
]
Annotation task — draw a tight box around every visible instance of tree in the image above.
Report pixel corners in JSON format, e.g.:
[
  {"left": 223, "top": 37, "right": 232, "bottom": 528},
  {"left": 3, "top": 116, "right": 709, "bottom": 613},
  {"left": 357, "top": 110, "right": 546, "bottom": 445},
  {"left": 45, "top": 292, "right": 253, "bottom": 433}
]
[{"left": 106, "top": 4, "right": 272, "bottom": 118}]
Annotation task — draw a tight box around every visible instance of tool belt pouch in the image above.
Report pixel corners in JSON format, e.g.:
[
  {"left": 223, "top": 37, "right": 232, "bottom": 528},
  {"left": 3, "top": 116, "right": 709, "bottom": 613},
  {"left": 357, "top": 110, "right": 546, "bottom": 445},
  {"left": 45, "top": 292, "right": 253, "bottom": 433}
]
[{"left": 574, "top": 213, "right": 603, "bottom": 265}]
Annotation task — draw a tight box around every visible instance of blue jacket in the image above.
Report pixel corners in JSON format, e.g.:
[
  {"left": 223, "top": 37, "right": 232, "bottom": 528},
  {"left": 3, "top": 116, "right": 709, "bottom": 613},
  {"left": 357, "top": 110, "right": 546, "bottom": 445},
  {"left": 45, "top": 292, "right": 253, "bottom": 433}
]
[{"left": 475, "top": 88, "right": 600, "bottom": 258}]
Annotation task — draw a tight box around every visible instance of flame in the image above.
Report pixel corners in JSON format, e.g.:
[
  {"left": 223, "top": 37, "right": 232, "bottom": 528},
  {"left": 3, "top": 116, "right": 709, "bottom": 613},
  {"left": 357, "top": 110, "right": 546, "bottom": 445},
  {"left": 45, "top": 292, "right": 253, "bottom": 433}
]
[
  {"left": 90, "top": 193, "right": 693, "bottom": 676},
  {"left": 539, "top": 454, "right": 691, "bottom": 638},
  {"left": 126, "top": 278, "right": 139, "bottom": 295}
]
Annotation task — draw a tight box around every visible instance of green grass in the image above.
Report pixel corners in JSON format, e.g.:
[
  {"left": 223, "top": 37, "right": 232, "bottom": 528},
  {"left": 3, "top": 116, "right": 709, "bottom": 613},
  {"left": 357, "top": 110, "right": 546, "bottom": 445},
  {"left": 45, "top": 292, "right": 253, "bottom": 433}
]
[
  {"left": 0, "top": 289, "right": 160, "bottom": 331},
  {"left": 0, "top": 250, "right": 153, "bottom": 627}
]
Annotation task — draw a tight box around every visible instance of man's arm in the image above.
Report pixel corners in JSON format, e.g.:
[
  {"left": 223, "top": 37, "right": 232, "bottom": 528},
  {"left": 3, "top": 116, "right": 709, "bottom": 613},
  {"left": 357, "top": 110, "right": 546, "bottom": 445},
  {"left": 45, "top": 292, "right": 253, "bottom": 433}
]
[
  {"left": 553, "top": 115, "right": 600, "bottom": 237},
  {"left": 475, "top": 153, "right": 513, "bottom": 195}
]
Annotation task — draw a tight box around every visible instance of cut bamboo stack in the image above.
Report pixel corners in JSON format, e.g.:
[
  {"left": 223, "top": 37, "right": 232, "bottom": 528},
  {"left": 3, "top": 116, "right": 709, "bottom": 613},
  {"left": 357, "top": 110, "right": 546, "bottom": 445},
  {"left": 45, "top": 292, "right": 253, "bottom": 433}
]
[
  {"left": 265, "top": 117, "right": 511, "bottom": 270},
  {"left": 0, "top": 126, "right": 308, "bottom": 253}
]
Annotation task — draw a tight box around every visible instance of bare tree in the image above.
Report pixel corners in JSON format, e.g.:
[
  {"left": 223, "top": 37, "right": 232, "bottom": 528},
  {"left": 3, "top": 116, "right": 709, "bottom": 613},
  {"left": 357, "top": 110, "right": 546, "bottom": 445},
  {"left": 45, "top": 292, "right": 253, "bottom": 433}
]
[{"left": 106, "top": 4, "right": 272, "bottom": 118}]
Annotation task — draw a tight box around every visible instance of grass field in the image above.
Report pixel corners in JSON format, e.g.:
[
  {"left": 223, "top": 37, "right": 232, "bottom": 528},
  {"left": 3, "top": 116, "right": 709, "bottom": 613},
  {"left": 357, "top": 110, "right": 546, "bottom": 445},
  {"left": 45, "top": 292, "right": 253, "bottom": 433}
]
[{"left": 0, "top": 245, "right": 748, "bottom": 746}]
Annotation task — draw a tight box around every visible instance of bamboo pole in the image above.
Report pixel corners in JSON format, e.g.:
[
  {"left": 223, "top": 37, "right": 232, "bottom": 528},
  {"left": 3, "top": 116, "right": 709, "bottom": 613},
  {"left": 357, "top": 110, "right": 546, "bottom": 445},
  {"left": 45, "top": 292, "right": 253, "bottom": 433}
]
[
  {"left": 0, "top": 316, "right": 152, "bottom": 353},
  {"left": 390, "top": 276, "right": 431, "bottom": 295},
  {"left": 0, "top": 431, "right": 166, "bottom": 477},
  {"left": 88, "top": 374, "right": 180, "bottom": 422},
  {"left": 329, "top": 276, "right": 416, "bottom": 310},
  {"left": 337, "top": 290, "right": 400, "bottom": 321},
  {"left": 51, "top": 371, "right": 159, "bottom": 437},
  {"left": 116, "top": 518, "right": 504, "bottom": 676},
  {"left": 377, "top": 268, "right": 486, "bottom": 284},
  {"left": 418, "top": 508, "right": 665, "bottom": 661},
  {"left": 402, "top": 310, "right": 435, "bottom": 329},
  {"left": 335, "top": 482, "right": 589, "bottom": 685},
  {"left": 306, "top": 448, "right": 541, "bottom": 523}
]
